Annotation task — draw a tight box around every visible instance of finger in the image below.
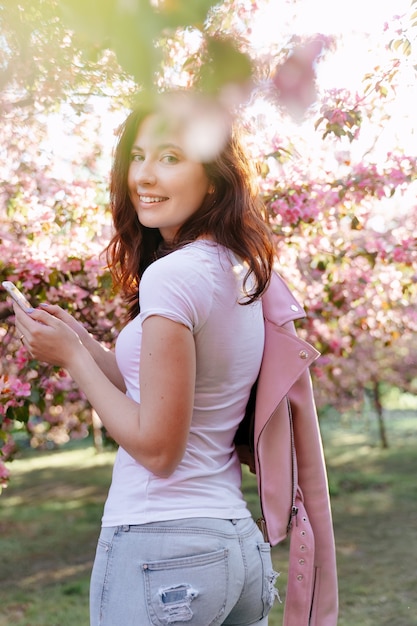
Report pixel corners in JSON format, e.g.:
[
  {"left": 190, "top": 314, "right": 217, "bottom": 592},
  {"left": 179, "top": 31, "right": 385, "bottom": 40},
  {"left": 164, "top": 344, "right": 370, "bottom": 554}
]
[
  {"left": 11, "top": 310, "right": 32, "bottom": 350},
  {"left": 12, "top": 306, "right": 38, "bottom": 349},
  {"left": 13, "top": 304, "right": 33, "bottom": 332},
  {"left": 13, "top": 303, "right": 56, "bottom": 330},
  {"left": 39, "top": 303, "right": 65, "bottom": 318},
  {"left": 39, "top": 303, "right": 87, "bottom": 338},
  {"left": 25, "top": 307, "right": 59, "bottom": 327}
]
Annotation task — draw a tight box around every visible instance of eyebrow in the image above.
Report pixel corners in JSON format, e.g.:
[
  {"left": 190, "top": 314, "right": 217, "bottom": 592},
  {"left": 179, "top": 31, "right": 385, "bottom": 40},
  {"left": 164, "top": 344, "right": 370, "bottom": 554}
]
[{"left": 131, "top": 143, "right": 184, "bottom": 152}]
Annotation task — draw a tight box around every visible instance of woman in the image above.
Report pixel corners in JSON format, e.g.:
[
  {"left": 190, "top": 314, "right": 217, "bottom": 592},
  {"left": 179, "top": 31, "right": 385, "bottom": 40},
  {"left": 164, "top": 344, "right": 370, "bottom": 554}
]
[{"left": 13, "top": 91, "right": 280, "bottom": 625}]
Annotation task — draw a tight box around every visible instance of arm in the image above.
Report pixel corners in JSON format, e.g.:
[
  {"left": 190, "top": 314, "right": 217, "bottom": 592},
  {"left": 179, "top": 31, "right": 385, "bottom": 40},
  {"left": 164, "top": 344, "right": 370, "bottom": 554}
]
[{"left": 14, "top": 305, "right": 196, "bottom": 477}]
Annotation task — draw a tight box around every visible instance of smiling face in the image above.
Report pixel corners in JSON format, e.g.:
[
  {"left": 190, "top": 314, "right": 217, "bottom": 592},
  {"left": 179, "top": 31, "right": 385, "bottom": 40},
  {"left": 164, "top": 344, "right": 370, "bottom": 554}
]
[{"left": 127, "top": 113, "right": 211, "bottom": 242}]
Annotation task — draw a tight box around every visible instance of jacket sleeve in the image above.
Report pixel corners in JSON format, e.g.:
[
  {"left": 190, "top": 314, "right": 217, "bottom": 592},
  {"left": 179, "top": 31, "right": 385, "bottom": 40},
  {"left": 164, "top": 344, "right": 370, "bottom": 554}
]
[{"left": 285, "top": 324, "right": 339, "bottom": 626}]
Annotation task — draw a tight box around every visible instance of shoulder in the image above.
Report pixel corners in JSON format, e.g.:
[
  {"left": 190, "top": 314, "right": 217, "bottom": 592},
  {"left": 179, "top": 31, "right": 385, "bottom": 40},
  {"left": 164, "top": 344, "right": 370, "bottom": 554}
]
[
  {"left": 141, "top": 241, "right": 225, "bottom": 289},
  {"left": 139, "top": 242, "right": 224, "bottom": 330}
]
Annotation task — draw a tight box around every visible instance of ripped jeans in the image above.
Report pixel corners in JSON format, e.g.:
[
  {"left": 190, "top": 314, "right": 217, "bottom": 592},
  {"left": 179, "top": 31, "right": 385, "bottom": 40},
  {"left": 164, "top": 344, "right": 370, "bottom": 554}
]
[{"left": 90, "top": 517, "right": 279, "bottom": 626}]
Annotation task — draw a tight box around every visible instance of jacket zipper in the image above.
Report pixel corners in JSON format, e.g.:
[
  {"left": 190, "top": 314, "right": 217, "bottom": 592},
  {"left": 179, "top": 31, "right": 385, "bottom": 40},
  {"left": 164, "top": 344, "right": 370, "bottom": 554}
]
[
  {"left": 286, "top": 395, "right": 298, "bottom": 533},
  {"left": 256, "top": 395, "right": 298, "bottom": 541}
]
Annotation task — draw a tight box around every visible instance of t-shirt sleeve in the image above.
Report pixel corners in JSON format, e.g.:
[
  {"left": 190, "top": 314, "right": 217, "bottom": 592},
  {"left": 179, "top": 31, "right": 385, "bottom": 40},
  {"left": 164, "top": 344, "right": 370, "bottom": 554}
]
[{"left": 138, "top": 251, "right": 214, "bottom": 332}]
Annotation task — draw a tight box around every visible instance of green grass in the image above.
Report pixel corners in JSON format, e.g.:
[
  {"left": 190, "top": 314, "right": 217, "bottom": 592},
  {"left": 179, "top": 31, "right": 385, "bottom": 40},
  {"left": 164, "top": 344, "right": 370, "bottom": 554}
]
[
  {"left": 1, "top": 412, "right": 416, "bottom": 626},
  {"left": 322, "top": 412, "right": 417, "bottom": 626},
  {"left": 0, "top": 442, "right": 114, "bottom": 626}
]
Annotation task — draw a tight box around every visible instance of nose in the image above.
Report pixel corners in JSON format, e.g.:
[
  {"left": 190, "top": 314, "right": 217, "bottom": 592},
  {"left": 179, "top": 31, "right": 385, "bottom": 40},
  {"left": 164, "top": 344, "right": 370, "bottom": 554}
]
[{"left": 134, "top": 158, "right": 156, "bottom": 186}]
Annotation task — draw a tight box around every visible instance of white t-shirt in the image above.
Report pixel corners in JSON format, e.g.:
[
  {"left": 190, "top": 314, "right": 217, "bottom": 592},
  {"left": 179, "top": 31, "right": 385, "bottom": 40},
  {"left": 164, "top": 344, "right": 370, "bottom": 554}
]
[{"left": 101, "top": 240, "right": 265, "bottom": 526}]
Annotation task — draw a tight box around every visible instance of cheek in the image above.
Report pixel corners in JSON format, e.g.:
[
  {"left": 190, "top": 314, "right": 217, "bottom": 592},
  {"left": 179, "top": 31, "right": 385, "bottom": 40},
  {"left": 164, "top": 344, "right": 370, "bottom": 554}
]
[
  {"left": 127, "top": 166, "right": 135, "bottom": 190},
  {"left": 188, "top": 170, "right": 210, "bottom": 205}
]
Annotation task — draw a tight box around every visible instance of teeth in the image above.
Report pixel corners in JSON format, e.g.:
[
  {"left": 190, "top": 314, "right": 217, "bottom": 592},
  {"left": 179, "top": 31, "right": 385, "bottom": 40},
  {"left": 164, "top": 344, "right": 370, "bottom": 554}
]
[{"left": 139, "top": 196, "right": 167, "bottom": 203}]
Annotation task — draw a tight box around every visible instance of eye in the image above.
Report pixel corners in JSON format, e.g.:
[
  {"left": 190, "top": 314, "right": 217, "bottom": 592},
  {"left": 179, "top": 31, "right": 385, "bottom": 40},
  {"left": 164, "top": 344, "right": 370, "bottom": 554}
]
[
  {"left": 130, "top": 153, "right": 144, "bottom": 162},
  {"left": 161, "top": 153, "right": 180, "bottom": 164}
]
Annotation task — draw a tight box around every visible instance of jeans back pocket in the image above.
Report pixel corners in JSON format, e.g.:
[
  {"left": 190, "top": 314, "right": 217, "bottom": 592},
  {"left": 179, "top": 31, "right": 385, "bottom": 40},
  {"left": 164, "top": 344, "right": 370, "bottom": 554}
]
[{"left": 142, "top": 547, "right": 229, "bottom": 626}]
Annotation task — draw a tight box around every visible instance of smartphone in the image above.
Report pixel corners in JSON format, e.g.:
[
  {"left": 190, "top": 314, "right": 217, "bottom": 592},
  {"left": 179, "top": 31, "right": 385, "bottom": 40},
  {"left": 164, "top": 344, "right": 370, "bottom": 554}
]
[{"left": 2, "top": 281, "right": 33, "bottom": 312}]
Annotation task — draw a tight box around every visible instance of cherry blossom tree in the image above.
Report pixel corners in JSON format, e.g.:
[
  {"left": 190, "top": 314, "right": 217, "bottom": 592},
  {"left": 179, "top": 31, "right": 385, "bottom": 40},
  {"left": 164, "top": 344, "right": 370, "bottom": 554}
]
[{"left": 1, "top": 0, "right": 417, "bottom": 488}]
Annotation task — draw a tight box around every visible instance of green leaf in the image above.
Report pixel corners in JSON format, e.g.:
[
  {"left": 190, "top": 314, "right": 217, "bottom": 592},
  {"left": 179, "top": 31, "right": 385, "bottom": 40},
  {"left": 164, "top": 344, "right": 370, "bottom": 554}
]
[
  {"left": 157, "top": 0, "right": 215, "bottom": 29},
  {"left": 198, "top": 36, "right": 253, "bottom": 93},
  {"left": 29, "top": 388, "right": 41, "bottom": 404},
  {"left": 59, "top": 0, "right": 117, "bottom": 42},
  {"left": 59, "top": 0, "right": 161, "bottom": 86},
  {"left": 9, "top": 404, "right": 30, "bottom": 424}
]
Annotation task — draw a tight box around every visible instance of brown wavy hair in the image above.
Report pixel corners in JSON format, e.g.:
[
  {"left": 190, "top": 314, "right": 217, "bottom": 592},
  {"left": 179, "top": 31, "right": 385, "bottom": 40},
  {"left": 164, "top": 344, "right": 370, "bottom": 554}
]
[{"left": 106, "top": 92, "right": 274, "bottom": 320}]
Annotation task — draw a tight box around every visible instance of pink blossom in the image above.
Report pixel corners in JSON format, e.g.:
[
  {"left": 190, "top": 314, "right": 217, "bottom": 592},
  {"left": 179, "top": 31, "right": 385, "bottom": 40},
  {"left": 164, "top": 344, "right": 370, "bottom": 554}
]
[
  {"left": 328, "top": 109, "right": 347, "bottom": 125},
  {"left": 15, "top": 345, "right": 29, "bottom": 368},
  {"left": 10, "top": 378, "right": 31, "bottom": 397},
  {"left": 0, "top": 461, "right": 10, "bottom": 488},
  {"left": 61, "top": 258, "right": 83, "bottom": 273},
  {"left": 272, "top": 39, "right": 323, "bottom": 118},
  {"left": 1, "top": 436, "right": 16, "bottom": 459}
]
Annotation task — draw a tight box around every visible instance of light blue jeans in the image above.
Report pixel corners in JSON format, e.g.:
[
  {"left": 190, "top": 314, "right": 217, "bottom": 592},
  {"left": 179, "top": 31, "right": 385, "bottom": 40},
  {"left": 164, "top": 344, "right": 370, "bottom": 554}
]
[{"left": 90, "top": 516, "right": 279, "bottom": 626}]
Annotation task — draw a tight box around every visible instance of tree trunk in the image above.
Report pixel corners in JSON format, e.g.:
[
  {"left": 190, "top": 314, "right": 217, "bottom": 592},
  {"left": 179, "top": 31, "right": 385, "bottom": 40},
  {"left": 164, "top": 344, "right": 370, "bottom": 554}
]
[{"left": 372, "top": 380, "right": 389, "bottom": 449}]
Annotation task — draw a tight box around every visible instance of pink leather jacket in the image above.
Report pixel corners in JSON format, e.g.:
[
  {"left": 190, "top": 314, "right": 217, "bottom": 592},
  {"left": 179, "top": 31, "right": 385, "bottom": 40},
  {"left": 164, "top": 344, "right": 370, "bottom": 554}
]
[{"left": 236, "top": 272, "right": 338, "bottom": 626}]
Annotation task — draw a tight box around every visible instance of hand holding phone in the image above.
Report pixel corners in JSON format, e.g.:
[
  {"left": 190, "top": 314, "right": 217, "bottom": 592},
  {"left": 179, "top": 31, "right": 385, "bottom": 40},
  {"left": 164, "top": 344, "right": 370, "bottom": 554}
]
[{"left": 2, "top": 281, "right": 33, "bottom": 312}]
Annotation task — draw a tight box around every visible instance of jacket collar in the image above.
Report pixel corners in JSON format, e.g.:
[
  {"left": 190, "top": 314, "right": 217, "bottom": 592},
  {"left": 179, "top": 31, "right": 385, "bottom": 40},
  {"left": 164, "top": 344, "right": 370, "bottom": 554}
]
[{"left": 263, "top": 272, "right": 306, "bottom": 326}]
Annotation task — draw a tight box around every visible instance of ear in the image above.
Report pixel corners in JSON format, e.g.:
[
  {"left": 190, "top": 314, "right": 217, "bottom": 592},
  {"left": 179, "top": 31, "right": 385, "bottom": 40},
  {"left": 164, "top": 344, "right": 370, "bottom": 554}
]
[{"left": 208, "top": 184, "right": 215, "bottom": 195}]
